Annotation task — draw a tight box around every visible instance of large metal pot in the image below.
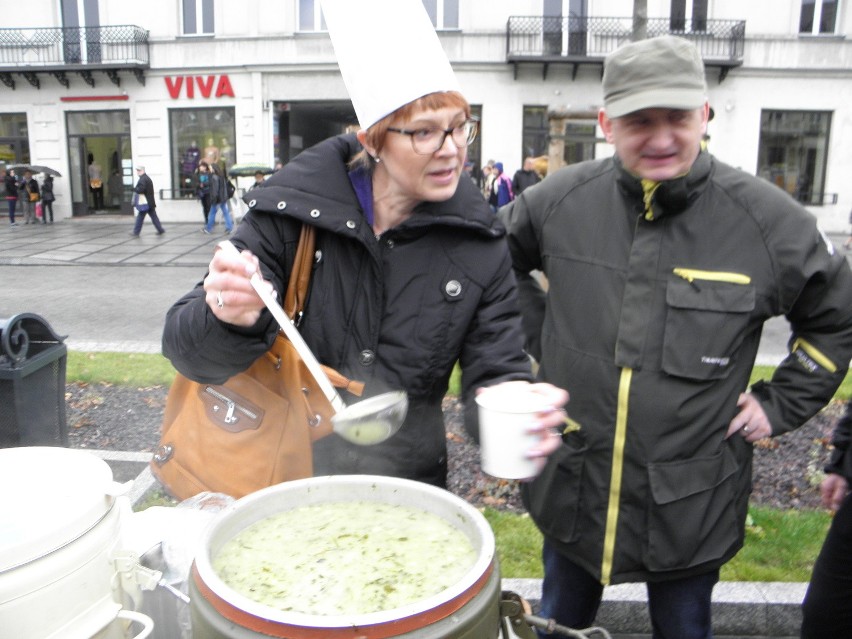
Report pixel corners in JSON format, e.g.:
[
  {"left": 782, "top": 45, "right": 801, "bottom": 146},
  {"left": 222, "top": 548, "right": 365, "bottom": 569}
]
[
  {"left": 191, "top": 475, "right": 501, "bottom": 638},
  {"left": 0, "top": 447, "right": 154, "bottom": 639}
]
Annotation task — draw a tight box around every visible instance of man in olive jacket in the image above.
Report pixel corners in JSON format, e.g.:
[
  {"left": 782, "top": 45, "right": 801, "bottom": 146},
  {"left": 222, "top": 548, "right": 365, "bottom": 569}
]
[{"left": 501, "top": 36, "right": 852, "bottom": 638}]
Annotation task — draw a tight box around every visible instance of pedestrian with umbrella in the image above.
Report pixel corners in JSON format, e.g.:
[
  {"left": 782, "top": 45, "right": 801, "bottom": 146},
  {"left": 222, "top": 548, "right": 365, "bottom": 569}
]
[
  {"left": 3, "top": 168, "right": 17, "bottom": 227},
  {"left": 40, "top": 174, "right": 56, "bottom": 224},
  {"left": 21, "top": 170, "right": 39, "bottom": 225}
]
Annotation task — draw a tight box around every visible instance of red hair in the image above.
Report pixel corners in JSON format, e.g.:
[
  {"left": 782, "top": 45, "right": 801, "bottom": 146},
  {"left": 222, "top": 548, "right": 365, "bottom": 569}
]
[{"left": 351, "top": 91, "right": 471, "bottom": 169}]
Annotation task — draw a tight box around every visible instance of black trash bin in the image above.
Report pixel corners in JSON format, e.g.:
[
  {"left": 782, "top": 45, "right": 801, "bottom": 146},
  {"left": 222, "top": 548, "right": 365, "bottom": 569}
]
[{"left": 0, "top": 313, "right": 68, "bottom": 447}]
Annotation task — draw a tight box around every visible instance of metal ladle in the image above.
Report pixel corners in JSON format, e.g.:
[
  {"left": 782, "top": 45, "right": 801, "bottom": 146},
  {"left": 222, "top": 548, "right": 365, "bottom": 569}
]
[{"left": 218, "top": 241, "right": 408, "bottom": 446}]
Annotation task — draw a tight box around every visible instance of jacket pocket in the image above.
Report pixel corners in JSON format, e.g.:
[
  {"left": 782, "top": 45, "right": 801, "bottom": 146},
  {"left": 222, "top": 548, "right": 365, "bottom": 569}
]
[
  {"left": 522, "top": 430, "right": 587, "bottom": 544},
  {"left": 644, "top": 448, "right": 740, "bottom": 571},
  {"left": 662, "top": 269, "right": 755, "bottom": 380}
]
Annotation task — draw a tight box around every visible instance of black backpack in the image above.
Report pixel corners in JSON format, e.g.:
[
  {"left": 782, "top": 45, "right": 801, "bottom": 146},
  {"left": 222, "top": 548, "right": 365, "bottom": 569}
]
[{"left": 226, "top": 179, "right": 235, "bottom": 199}]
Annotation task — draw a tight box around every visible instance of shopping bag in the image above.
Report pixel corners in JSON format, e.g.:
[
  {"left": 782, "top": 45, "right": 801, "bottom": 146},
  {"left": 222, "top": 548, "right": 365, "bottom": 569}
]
[
  {"left": 134, "top": 193, "right": 149, "bottom": 213},
  {"left": 35, "top": 202, "right": 43, "bottom": 219}
]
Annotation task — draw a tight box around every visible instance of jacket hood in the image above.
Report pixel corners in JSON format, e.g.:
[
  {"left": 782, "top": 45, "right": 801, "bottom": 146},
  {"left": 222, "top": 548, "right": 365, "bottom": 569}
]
[{"left": 244, "top": 134, "right": 504, "bottom": 239}]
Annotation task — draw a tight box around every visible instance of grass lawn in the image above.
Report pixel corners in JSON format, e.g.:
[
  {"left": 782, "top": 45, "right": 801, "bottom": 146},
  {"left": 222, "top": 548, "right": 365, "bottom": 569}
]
[{"left": 70, "top": 351, "right": 847, "bottom": 581}]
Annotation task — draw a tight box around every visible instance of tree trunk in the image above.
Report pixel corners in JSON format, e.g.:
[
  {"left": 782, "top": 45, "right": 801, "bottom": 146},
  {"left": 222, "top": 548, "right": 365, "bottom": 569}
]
[{"left": 632, "top": 0, "right": 648, "bottom": 41}]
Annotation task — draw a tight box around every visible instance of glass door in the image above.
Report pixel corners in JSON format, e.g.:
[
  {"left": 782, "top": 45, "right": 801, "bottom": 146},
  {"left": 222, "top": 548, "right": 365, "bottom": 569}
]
[{"left": 66, "top": 110, "right": 132, "bottom": 216}]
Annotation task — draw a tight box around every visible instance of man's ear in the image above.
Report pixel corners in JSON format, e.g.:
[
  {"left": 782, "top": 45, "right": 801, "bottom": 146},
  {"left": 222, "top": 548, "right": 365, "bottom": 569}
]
[{"left": 598, "top": 108, "right": 615, "bottom": 144}]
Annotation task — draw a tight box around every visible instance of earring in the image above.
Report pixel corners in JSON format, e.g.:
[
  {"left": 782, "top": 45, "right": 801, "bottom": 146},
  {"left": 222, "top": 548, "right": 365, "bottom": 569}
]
[{"left": 373, "top": 156, "right": 381, "bottom": 164}]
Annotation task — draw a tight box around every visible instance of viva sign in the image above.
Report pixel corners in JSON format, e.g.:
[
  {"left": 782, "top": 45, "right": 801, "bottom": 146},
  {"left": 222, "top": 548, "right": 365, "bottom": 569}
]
[{"left": 165, "top": 75, "right": 235, "bottom": 99}]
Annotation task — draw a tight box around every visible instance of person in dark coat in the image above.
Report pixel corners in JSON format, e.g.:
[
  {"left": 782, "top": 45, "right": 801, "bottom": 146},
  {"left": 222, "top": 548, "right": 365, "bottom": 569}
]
[
  {"left": 501, "top": 35, "right": 852, "bottom": 639},
  {"left": 161, "top": 0, "right": 568, "bottom": 488},
  {"left": 40, "top": 174, "right": 55, "bottom": 223},
  {"left": 512, "top": 156, "right": 541, "bottom": 195},
  {"left": 21, "top": 170, "right": 38, "bottom": 225},
  {"left": 3, "top": 168, "right": 17, "bottom": 226},
  {"left": 130, "top": 165, "right": 165, "bottom": 236},
  {"left": 801, "top": 401, "right": 852, "bottom": 638}
]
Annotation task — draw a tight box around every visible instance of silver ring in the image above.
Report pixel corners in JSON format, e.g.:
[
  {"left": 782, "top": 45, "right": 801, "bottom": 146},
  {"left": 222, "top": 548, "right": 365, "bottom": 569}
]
[
  {"left": 216, "top": 290, "right": 224, "bottom": 309},
  {"left": 742, "top": 425, "right": 750, "bottom": 434}
]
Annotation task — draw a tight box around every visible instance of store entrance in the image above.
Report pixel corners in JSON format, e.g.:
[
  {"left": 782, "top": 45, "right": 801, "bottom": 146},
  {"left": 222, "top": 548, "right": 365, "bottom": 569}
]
[{"left": 66, "top": 110, "right": 133, "bottom": 216}]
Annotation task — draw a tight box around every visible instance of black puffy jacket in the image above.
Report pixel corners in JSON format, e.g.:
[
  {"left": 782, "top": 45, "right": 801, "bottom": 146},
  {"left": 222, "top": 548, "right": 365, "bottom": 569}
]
[{"left": 162, "top": 134, "right": 532, "bottom": 486}]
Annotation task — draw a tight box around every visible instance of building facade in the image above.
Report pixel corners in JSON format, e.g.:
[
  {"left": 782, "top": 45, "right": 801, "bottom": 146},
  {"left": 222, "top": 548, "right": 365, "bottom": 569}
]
[{"left": 1, "top": 0, "right": 851, "bottom": 230}]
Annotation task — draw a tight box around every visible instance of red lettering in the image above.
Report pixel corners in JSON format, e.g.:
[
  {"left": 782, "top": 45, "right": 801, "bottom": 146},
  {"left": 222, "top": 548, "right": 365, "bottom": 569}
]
[
  {"left": 165, "top": 74, "right": 234, "bottom": 99},
  {"left": 164, "top": 76, "right": 183, "bottom": 99},
  {"left": 196, "top": 75, "right": 214, "bottom": 98},
  {"left": 215, "top": 75, "right": 235, "bottom": 98}
]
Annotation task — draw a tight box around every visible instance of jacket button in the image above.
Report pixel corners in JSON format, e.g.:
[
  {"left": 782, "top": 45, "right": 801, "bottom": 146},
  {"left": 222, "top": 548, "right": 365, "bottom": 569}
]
[
  {"left": 314, "top": 249, "right": 322, "bottom": 263},
  {"left": 277, "top": 201, "right": 287, "bottom": 210},
  {"left": 248, "top": 199, "right": 256, "bottom": 208},
  {"left": 359, "top": 350, "right": 375, "bottom": 366},
  {"left": 346, "top": 220, "right": 356, "bottom": 229},
  {"left": 445, "top": 280, "right": 462, "bottom": 297},
  {"left": 386, "top": 239, "right": 395, "bottom": 248},
  {"left": 310, "top": 209, "right": 320, "bottom": 218}
]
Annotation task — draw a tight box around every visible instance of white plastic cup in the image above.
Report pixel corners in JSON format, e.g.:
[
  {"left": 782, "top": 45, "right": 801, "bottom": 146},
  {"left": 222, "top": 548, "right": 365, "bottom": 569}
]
[{"left": 475, "top": 382, "right": 548, "bottom": 480}]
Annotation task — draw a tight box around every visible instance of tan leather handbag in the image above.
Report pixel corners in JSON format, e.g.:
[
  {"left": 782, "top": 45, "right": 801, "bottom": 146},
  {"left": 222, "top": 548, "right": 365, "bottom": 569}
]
[{"left": 151, "top": 226, "right": 362, "bottom": 499}]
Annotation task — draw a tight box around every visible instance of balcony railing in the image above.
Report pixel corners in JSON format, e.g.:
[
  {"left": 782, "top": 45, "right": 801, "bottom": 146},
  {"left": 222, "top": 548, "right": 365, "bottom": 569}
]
[
  {"left": 0, "top": 25, "right": 149, "bottom": 88},
  {"left": 507, "top": 16, "right": 745, "bottom": 80}
]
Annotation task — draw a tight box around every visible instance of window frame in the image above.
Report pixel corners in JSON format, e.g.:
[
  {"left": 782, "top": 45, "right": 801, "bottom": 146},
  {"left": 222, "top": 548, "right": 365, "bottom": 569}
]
[
  {"left": 182, "top": 0, "right": 215, "bottom": 37},
  {"left": 799, "top": 0, "right": 841, "bottom": 35},
  {"left": 756, "top": 109, "right": 832, "bottom": 206}
]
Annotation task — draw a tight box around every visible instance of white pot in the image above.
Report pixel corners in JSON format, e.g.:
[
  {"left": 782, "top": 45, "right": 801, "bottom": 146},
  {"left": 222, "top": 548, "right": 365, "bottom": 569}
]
[{"left": 0, "top": 447, "right": 152, "bottom": 639}]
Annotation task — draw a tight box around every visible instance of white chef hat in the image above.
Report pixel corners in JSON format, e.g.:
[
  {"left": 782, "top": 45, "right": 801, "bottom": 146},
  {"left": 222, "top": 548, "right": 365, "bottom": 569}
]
[{"left": 321, "top": 0, "right": 461, "bottom": 130}]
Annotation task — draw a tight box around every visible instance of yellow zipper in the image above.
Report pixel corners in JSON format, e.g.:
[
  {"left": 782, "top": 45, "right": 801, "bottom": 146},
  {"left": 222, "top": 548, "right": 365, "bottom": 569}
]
[
  {"left": 673, "top": 268, "right": 751, "bottom": 285},
  {"left": 601, "top": 368, "right": 631, "bottom": 585},
  {"left": 791, "top": 338, "right": 839, "bottom": 373}
]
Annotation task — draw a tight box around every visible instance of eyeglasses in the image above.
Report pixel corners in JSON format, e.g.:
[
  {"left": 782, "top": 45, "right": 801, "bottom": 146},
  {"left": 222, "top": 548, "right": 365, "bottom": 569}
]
[{"left": 387, "top": 119, "right": 478, "bottom": 155}]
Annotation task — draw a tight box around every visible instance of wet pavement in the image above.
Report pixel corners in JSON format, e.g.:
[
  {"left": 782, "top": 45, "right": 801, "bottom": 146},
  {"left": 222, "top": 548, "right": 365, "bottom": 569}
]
[{"left": 3, "top": 214, "right": 850, "bottom": 362}]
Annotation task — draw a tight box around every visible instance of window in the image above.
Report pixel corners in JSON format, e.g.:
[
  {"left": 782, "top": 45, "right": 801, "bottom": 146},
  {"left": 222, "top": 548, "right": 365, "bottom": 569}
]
[
  {"left": 757, "top": 110, "right": 832, "bottom": 205},
  {"left": 183, "top": 0, "right": 214, "bottom": 36},
  {"left": 0, "top": 114, "right": 30, "bottom": 206},
  {"left": 670, "top": 0, "right": 708, "bottom": 32},
  {"left": 800, "top": 0, "right": 839, "bottom": 34},
  {"left": 422, "top": 0, "right": 459, "bottom": 29},
  {"left": 522, "top": 106, "right": 596, "bottom": 172},
  {"left": 169, "top": 108, "right": 236, "bottom": 197},
  {"left": 299, "top": 0, "right": 325, "bottom": 31}
]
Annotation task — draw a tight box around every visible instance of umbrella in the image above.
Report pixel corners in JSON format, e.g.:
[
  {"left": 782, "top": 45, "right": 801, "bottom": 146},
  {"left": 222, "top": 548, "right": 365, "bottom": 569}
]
[
  {"left": 8, "top": 164, "right": 62, "bottom": 177},
  {"left": 228, "top": 163, "right": 275, "bottom": 178}
]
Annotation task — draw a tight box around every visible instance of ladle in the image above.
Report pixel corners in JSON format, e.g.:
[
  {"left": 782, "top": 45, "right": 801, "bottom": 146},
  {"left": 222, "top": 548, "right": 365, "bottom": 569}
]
[{"left": 218, "top": 241, "right": 408, "bottom": 445}]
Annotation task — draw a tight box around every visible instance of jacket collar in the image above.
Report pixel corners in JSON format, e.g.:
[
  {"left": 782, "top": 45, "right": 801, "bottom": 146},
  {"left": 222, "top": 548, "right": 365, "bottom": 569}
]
[
  {"left": 246, "top": 133, "right": 504, "bottom": 239},
  {"left": 614, "top": 149, "right": 712, "bottom": 221}
]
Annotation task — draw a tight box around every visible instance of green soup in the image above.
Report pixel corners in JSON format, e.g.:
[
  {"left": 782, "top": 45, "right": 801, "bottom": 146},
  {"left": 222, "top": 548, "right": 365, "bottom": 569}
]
[{"left": 213, "top": 501, "right": 477, "bottom": 616}]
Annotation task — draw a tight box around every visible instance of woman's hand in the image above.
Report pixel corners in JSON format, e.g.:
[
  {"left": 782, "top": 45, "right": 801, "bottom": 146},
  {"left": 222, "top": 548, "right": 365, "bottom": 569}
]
[
  {"left": 475, "top": 381, "right": 570, "bottom": 479},
  {"left": 203, "top": 245, "right": 276, "bottom": 327}
]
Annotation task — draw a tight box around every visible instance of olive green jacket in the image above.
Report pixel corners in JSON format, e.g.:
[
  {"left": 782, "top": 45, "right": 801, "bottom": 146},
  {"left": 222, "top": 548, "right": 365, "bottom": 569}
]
[{"left": 501, "top": 151, "right": 852, "bottom": 585}]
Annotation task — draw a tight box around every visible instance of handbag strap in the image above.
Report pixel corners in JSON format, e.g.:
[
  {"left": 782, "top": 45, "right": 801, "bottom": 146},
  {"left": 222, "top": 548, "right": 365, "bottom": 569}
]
[{"left": 283, "top": 224, "right": 315, "bottom": 324}]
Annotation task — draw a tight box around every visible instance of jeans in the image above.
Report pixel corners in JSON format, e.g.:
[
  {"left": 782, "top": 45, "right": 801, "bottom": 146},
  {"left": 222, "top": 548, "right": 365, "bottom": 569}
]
[
  {"left": 801, "top": 492, "right": 852, "bottom": 638},
  {"left": 206, "top": 201, "right": 233, "bottom": 233},
  {"left": 5, "top": 197, "right": 15, "bottom": 223},
  {"left": 538, "top": 539, "right": 718, "bottom": 639},
  {"left": 132, "top": 207, "right": 165, "bottom": 235}
]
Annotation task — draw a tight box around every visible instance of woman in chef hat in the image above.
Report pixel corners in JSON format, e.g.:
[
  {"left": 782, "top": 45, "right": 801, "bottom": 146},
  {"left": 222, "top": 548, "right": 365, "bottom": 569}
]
[{"left": 163, "top": 0, "right": 569, "bottom": 487}]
